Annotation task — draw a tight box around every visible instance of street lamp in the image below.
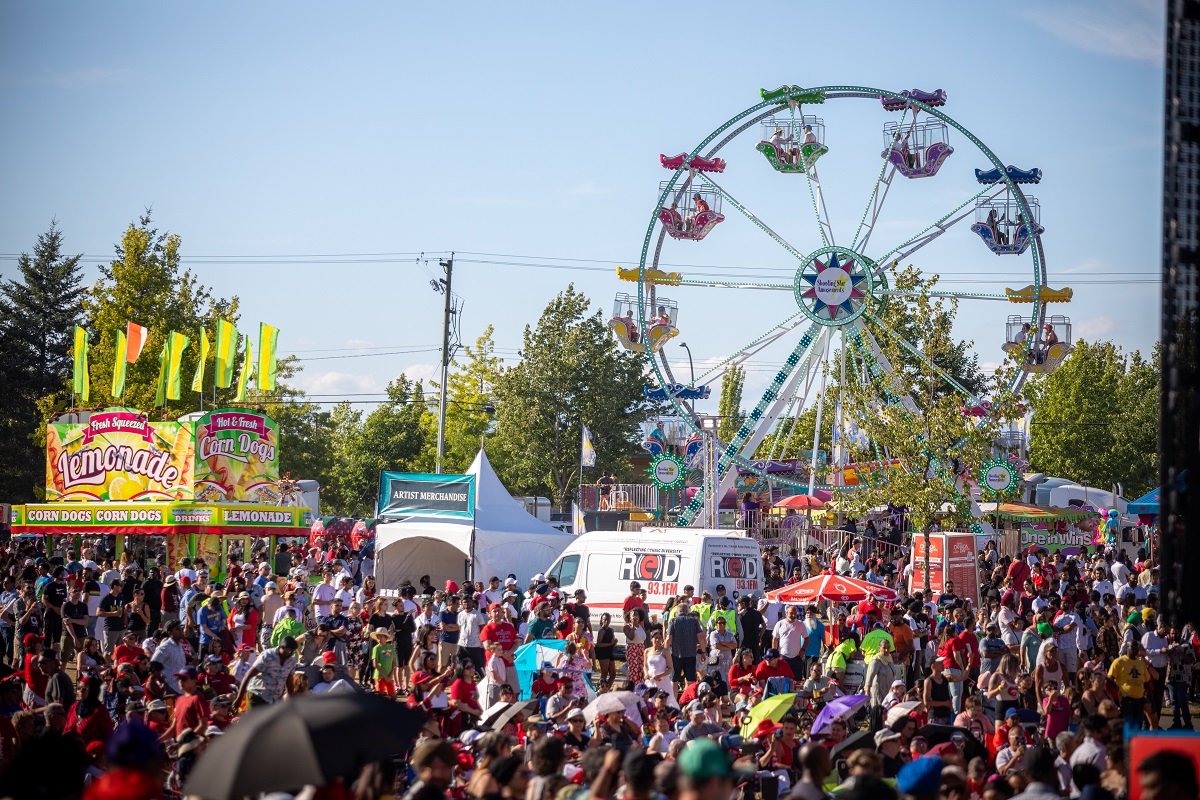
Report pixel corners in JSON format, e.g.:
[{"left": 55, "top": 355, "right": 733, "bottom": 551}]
[{"left": 679, "top": 342, "right": 696, "bottom": 384}]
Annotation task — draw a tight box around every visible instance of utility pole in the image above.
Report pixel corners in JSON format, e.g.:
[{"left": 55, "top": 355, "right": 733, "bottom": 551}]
[{"left": 435, "top": 253, "right": 454, "bottom": 474}]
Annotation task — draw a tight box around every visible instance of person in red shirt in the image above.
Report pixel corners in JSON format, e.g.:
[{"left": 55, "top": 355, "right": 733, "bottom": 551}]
[
  {"left": 480, "top": 603, "right": 518, "bottom": 666},
  {"left": 172, "top": 666, "right": 211, "bottom": 739},
  {"left": 728, "top": 648, "right": 758, "bottom": 699},
  {"left": 531, "top": 663, "right": 562, "bottom": 698},
  {"left": 622, "top": 582, "right": 645, "bottom": 621},
  {"left": 953, "top": 608, "right": 980, "bottom": 672},
  {"left": 753, "top": 648, "right": 795, "bottom": 692},
  {"left": 209, "top": 695, "right": 235, "bottom": 731},
  {"left": 113, "top": 631, "right": 143, "bottom": 666},
  {"left": 144, "top": 699, "right": 172, "bottom": 739},
  {"left": 198, "top": 655, "right": 238, "bottom": 696},
  {"left": 22, "top": 634, "right": 48, "bottom": 705},
  {"left": 1006, "top": 556, "right": 1031, "bottom": 590}
]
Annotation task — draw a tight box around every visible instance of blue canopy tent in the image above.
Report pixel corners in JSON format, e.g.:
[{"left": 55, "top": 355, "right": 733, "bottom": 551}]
[
  {"left": 513, "top": 639, "right": 597, "bottom": 701},
  {"left": 1127, "top": 488, "right": 1160, "bottom": 518}
]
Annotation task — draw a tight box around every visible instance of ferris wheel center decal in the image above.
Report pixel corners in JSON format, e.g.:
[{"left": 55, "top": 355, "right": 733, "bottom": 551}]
[{"left": 795, "top": 247, "right": 873, "bottom": 326}]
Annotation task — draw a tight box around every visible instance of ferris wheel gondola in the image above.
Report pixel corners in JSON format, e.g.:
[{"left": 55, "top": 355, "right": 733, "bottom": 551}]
[{"left": 621, "top": 84, "right": 1062, "bottom": 527}]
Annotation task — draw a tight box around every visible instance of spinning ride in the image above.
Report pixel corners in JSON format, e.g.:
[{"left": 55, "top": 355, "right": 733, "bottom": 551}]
[{"left": 616, "top": 85, "right": 1069, "bottom": 527}]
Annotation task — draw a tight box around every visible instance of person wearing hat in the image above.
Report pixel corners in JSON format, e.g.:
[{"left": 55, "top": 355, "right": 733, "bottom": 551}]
[
  {"left": 172, "top": 665, "right": 210, "bottom": 738},
  {"left": 679, "top": 700, "right": 722, "bottom": 742},
  {"left": 370, "top": 626, "right": 399, "bottom": 697},
  {"left": 873, "top": 728, "right": 905, "bottom": 778},
  {"left": 677, "top": 738, "right": 753, "bottom": 800},
  {"left": 198, "top": 654, "right": 238, "bottom": 696}
]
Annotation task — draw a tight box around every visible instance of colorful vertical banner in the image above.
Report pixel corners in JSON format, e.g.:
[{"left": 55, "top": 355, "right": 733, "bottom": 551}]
[
  {"left": 154, "top": 341, "right": 169, "bottom": 408},
  {"left": 214, "top": 319, "right": 237, "bottom": 389},
  {"left": 257, "top": 322, "right": 279, "bottom": 392},
  {"left": 72, "top": 326, "right": 90, "bottom": 402},
  {"left": 191, "top": 329, "right": 210, "bottom": 394},
  {"left": 112, "top": 328, "right": 128, "bottom": 398},
  {"left": 581, "top": 425, "right": 597, "bottom": 467},
  {"left": 165, "top": 331, "right": 189, "bottom": 401},
  {"left": 235, "top": 336, "right": 254, "bottom": 402},
  {"left": 125, "top": 322, "right": 148, "bottom": 362}
]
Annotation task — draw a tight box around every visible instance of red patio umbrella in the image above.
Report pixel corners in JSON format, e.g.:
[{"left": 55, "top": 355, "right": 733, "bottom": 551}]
[
  {"left": 765, "top": 573, "right": 898, "bottom": 604},
  {"left": 773, "top": 494, "right": 826, "bottom": 510}
]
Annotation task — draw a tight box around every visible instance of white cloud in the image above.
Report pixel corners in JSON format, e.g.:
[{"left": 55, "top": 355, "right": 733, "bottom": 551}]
[
  {"left": 1075, "top": 316, "right": 1117, "bottom": 339},
  {"left": 292, "top": 371, "right": 383, "bottom": 395},
  {"left": 1018, "top": 0, "right": 1163, "bottom": 62},
  {"left": 343, "top": 338, "right": 375, "bottom": 350}
]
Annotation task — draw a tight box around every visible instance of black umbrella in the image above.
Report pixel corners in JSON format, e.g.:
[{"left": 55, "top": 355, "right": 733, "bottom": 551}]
[
  {"left": 828, "top": 729, "right": 875, "bottom": 762},
  {"left": 185, "top": 693, "right": 426, "bottom": 800},
  {"left": 480, "top": 699, "right": 537, "bottom": 731},
  {"left": 916, "top": 723, "right": 988, "bottom": 765}
]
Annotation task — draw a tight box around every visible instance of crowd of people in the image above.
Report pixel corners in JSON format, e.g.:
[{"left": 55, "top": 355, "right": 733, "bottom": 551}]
[{"left": 0, "top": 530, "right": 1198, "bottom": 800}]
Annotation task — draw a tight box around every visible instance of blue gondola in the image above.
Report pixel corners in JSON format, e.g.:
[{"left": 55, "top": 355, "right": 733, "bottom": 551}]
[
  {"left": 643, "top": 384, "right": 712, "bottom": 400},
  {"left": 975, "top": 165, "right": 1042, "bottom": 184}
]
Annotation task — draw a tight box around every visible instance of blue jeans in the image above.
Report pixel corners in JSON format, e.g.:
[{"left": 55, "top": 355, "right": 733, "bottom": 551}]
[
  {"left": 1170, "top": 680, "right": 1193, "bottom": 726},
  {"left": 947, "top": 669, "right": 964, "bottom": 714}
]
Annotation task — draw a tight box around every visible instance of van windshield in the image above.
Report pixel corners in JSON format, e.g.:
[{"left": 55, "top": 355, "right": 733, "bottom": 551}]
[{"left": 553, "top": 554, "right": 580, "bottom": 586}]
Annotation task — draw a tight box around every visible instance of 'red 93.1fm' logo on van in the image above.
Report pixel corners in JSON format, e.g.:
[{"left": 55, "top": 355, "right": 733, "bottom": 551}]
[
  {"left": 711, "top": 555, "right": 760, "bottom": 591},
  {"left": 619, "top": 552, "right": 681, "bottom": 583}
]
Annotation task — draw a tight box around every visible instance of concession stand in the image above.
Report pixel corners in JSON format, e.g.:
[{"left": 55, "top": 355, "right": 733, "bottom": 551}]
[{"left": 10, "top": 406, "right": 310, "bottom": 574}]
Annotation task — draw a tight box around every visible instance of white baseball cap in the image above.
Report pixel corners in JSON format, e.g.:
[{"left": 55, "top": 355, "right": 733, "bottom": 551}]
[{"left": 504, "top": 577, "right": 517, "bottom": 587}]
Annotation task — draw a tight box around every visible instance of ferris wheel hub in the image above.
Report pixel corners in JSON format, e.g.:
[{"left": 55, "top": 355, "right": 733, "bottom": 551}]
[{"left": 794, "top": 245, "right": 876, "bottom": 327}]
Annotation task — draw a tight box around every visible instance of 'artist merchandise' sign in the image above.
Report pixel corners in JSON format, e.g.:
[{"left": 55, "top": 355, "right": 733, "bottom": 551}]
[{"left": 378, "top": 472, "right": 476, "bottom": 519}]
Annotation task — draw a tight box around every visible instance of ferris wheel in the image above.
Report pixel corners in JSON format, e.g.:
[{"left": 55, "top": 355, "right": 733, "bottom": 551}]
[{"left": 610, "top": 85, "right": 1075, "bottom": 527}]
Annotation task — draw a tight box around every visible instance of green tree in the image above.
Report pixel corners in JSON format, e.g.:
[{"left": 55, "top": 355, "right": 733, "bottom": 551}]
[
  {"left": 83, "top": 212, "right": 239, "bottom": 414},
  {"left": 0, "top": 221, "right": 85, "bottom": 501},
  {"left": 1027, "top": 340, "right": 1159, "bottom": 497},
  {"left": 424, "top": 326, "right": 504, "bottom": 474},
  {"left": 717, "top": 365, "right": 746, "bottom": 445},
  {"left": 874, "top": 265, "right": 985, "bottom": 399},
  {"left": 318, "top": 377, "right": 432, "bottom": 516},
  {"left": 320, "top": 402, "right": 366, "bottom": 516},
  {"left": 832, "top": 276, "right": 1019, "bottom": 586},
  {"left": 240, "top": 357, "right": 334, "bottom": 488},
  {"left": 490, "top": 286, "right": 657, "bottom": 510}
]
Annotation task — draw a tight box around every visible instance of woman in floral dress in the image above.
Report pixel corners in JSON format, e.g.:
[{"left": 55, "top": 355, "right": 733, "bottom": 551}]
[
  {"left": 624, "top": 607, "right": 647, "bottom": 685},
  {"left": 345, "top": 601, "right": 367, "bottom": 682}
]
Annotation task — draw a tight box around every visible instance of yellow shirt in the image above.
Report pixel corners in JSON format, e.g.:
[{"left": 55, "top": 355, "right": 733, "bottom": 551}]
[{"left": 1108, "top": 655, "right": 1148, "bottom": 699}]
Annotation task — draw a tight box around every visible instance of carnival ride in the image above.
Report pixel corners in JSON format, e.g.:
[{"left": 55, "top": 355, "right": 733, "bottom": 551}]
[{"left": 611, "top": 84, "right": 1072, "bottom": 527}]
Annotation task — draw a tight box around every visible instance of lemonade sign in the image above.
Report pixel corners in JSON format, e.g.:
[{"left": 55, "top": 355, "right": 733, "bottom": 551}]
[
  {"left": 193, "top": 409, "right": 280, "bottom": 503},
  {"left": 46, "top": 407, "right": 279, "bottom": 503},
  {"left": 46, "top": 410, "right": 194, "bottom": 501}
]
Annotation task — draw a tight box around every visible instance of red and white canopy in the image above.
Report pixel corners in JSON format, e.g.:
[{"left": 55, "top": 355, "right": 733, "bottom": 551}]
[{"left": 765, "top": 573, "right": 899, "bottom": 604}]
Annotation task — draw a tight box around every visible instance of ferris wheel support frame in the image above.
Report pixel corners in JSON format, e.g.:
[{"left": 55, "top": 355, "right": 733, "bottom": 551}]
[{"left": 638, "top": 85, "right": 1046, "bottom": 527}]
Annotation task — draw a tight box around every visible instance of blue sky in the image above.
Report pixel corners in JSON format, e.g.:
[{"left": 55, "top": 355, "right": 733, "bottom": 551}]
[{"left": 0, "top": 1, "right": 1164, "bottom": 417}]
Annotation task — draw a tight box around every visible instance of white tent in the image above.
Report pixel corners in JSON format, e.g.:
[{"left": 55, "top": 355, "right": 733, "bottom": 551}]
[{"left": 375, "top": 450, "right": 576, "bottom": 592}]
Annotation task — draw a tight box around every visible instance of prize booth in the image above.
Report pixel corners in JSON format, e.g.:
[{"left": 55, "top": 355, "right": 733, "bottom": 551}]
[{"left": 10, "top": 406, "right": 310, "bottom": 574}]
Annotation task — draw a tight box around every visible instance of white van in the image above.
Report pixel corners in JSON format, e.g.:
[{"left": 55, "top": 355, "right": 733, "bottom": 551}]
[{"left": 544, "top": 528, "right": 763, "bottom": 638}]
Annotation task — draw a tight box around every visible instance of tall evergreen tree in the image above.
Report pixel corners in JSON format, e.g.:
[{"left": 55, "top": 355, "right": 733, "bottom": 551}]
[{"left": 0, "top": 221, "right": 85, "bottom": 501}]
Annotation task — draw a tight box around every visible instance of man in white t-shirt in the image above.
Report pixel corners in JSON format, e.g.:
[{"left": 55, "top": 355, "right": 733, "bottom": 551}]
[
  {"left": 335, "top": 576, "right": 355, "bottom": 607},
  {"left": 174, "top": 558, "right": 198, "bottom": 587},
  {"left": 1054, "top": 606, "right": 1083, "bottom": 677},
  {"left": 772, "top": 605, "right": 808, "bottom": 677},
  {"left": 482, "top": 577, "right": 506, "bottom": 607},
  {"left": 311, "top": 571, "right": 338, "bottom": 618},
  {"left": 1110, "top": 558, "right": 1131, "bottom": 589},
  {"left": 1091, "top": 567, "right": 1115, "bottom": 599}
]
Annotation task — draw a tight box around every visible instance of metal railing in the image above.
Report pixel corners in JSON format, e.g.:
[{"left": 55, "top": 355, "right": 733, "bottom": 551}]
[{"left": 577, "top": 483, "right": 660, "bottom": 512}]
